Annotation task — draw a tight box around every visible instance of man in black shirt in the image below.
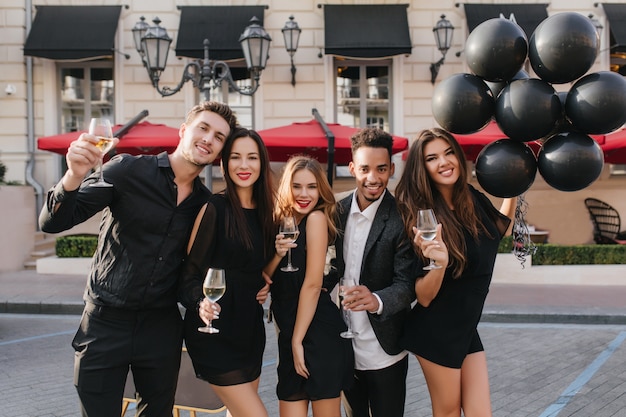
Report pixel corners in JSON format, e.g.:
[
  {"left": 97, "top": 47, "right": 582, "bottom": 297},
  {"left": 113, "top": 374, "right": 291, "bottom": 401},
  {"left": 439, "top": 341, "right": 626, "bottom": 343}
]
[{"left": 39, "top": 101, "right": 238, "bottom": 417}]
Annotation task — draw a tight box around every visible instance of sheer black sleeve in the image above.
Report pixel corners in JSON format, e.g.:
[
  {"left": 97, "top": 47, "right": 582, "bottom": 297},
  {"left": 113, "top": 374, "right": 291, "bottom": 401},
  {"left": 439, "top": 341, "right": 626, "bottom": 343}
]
[{"left": 178, "top": 203, "right": 218, "bottom": 310}]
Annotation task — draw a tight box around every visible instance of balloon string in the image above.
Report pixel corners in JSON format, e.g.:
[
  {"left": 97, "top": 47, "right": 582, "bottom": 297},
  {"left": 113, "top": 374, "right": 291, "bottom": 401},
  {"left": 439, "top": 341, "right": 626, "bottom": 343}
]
[{"left": 512, "top": 193, "right": 537, "bottom": 268}]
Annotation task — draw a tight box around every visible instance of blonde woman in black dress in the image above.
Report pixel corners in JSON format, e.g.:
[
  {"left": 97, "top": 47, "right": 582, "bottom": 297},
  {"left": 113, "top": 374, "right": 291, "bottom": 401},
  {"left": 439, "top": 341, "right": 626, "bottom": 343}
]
[
  {"left": 395, "top": 128, "right": 515, "bottom": 417},
  {"left": 265, "top": 155, "right": 353, "bottom": 417},
  {"left": 179, "top": 128, "right": 275, "bottom": 417}
]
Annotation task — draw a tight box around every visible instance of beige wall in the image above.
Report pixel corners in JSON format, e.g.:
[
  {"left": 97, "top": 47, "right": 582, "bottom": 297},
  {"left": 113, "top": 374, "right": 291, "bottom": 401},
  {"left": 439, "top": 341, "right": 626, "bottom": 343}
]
[{"left": 1, "top": 0, "right": 625, "bottom": 255}]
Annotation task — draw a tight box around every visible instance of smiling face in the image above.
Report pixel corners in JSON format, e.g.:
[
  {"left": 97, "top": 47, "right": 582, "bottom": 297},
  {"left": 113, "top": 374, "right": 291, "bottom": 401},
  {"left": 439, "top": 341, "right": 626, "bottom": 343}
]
[
  {"left": 423, "top": 137, "right": 461, "bottom": 190},
  {"left": 349, "top": 146, "right": 394, "bottom": 211},
  {"left": 290, "top": 168, "right": 319, "bottom": 217},
  {"left": 227, "top": 136, "right": 261, "bottom": 190},
  {"left": 178, "top": 110, "right": 230, "bottom": 167}
]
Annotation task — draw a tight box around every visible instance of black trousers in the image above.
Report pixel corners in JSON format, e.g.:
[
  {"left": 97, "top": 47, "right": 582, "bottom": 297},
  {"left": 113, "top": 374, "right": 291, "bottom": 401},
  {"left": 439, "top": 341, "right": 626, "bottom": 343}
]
[
  {"left": 342, "top": 355, "right": 409, "bottom": 417},
  {"left": 72, "top": 302, "right": 183, "bottom": 417}
]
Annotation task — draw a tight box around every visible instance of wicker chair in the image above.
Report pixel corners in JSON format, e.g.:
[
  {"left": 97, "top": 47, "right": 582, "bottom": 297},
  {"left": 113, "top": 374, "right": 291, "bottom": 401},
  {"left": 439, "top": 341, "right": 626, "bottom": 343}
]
[{"left": 584, "top": 198, "right": 626, "bottom": 244}]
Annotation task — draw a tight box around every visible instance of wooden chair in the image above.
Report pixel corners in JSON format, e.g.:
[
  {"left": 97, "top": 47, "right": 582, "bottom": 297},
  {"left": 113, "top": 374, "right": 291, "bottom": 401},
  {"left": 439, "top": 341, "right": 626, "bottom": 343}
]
[
  {"left": 122, "top": 348, "right": 226, "bottom": 416},
  {"left": 583, "top": 198, "right": 626, "bottom": 244}
]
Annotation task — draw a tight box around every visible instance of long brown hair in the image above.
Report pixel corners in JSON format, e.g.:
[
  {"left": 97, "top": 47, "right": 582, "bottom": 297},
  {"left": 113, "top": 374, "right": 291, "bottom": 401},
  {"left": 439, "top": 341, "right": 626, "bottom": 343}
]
[
  {"left": 274, "top": 155, "right": 338, "bottom": 243},
  {"left": 219, "top": 127, "right": 276, "bottom": 259},
  {"left": 395, "top": 128, "right": 487, "bottom": 278}
]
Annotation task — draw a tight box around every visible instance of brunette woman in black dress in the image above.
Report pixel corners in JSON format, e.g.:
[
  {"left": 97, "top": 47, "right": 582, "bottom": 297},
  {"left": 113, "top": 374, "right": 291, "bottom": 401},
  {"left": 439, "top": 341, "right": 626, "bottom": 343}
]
[
  {"left": 395, "top": 128, "right": 516, "bottom": 417},
  {"left": 179, "top": 128, "right": 275, "bottom": 417}
]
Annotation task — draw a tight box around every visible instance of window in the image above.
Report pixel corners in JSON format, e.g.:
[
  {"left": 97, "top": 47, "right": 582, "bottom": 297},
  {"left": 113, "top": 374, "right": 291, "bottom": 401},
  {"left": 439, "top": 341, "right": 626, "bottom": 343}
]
[
  {"left": 59, "top": 61, "right": 114, "bottom": 133},
  {"left": 334, "top": 59, "right": 391, "bottom": 131}
]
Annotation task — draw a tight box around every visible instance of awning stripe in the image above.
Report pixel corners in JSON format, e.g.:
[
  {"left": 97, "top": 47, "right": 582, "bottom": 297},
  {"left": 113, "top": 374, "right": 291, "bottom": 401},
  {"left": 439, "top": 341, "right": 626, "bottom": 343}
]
[
  {"left": 602, "top": 3, "right": 626, "bottom": 52},
  {"left": 324, "top": 5, "right": 412, "bottom": 58},
  {"left": 463, "top": 3, "right": 549, "bottom": 39},
  {"left": 24, "top": 6, "right": 121, "bottom": 60},
  {"left": 175, "top": 6, "right": 267, "bottom": 61}
]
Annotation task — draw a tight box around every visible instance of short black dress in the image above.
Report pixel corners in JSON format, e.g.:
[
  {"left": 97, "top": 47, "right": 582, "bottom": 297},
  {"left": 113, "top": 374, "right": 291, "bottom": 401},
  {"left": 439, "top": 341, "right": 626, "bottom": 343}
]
[
  {"left": 270, "top": 214, "right": 354, "bottom": 401},
  {"left": 180, "top": 194, "right": 267, "bottom": 385},
  {"left": 400, "top": 187, "right": 510, "bottom": 369}
]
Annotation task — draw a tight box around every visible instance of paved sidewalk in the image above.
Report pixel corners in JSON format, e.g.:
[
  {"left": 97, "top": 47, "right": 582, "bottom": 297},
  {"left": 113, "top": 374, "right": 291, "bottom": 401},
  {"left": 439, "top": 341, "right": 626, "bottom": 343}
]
[{"left": 1, "top": 262, "right": 625, "bottom": 323}]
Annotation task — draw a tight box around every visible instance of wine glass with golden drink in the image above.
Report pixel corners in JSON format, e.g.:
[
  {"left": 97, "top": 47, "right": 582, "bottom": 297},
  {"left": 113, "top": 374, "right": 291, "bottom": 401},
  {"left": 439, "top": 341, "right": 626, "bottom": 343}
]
[{"left": 88, "top": 118, "right": 115, "bottom": 187}]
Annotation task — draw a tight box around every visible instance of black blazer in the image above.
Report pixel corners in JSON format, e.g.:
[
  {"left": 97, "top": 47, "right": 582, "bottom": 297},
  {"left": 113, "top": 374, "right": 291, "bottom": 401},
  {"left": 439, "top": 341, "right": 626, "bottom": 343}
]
[{"left": 335, "top": 191, "right": 417, "bottom": 356}]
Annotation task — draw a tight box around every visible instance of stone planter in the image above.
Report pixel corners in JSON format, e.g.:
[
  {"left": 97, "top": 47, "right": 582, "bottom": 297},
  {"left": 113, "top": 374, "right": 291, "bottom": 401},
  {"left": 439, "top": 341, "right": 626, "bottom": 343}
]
[
  {"left": 36, "top": 256, "right": 92, "bottom": 275},
  {"left": 0, "top": 186, "right": 35, "bottom": 272},
  {"left": 492, "top": 253, "right": 625, "bottom": 285}
]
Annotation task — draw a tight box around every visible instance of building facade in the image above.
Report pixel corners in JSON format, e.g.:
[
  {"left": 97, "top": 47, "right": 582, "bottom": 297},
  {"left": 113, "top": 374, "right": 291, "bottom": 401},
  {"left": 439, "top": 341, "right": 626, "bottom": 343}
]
[{"left": 2, "top": 0, "right": 626, "bottom": 249}]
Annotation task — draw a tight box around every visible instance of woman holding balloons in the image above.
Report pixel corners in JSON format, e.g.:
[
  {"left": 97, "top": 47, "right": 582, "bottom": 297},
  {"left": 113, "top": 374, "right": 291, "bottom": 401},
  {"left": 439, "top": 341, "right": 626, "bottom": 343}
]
[{"left": 395, "top": 128, "right": 516, "bottom": 417}]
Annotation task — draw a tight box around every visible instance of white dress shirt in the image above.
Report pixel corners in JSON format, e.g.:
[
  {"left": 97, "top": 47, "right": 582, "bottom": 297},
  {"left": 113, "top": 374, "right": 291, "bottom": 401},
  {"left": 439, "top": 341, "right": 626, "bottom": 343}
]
[{"left": 343, "top": 191, "right": 408, "bottom": 370}]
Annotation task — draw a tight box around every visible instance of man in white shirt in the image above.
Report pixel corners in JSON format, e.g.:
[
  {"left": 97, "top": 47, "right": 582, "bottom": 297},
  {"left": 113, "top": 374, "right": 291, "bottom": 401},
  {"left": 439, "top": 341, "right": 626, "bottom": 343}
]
[{"left": 336, "top": 127, "right": 417, "bottom": 417}]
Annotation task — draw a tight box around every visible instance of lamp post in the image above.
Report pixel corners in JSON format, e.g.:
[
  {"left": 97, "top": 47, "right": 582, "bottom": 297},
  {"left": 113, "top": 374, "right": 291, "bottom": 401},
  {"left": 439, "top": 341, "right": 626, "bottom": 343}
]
[
  {"left": 430, "top": 14, "right": 455, "bottom": 84},
  {"left": 132, "top": 15, "right": 273, "bottom": 190},
  {"left": 132, "top": 16, "right": 272, "bottom": 101},
  {"left": 282, "top": 15, "right": 301, "bottom": 86}
]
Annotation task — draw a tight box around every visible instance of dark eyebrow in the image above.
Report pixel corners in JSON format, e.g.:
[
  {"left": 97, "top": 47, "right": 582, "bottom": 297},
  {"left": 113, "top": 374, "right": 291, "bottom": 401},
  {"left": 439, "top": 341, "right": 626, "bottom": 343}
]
[{"left": 425, "top": 146, "right": 453, "bottom": 158}]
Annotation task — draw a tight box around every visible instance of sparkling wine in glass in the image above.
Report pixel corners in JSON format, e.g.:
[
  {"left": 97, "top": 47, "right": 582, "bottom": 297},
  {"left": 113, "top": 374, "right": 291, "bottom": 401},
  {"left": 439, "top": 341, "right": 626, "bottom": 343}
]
[
  {"left": 417, "top": 209, "right": 443, "bottom": 271},
  {"left": 198, "top": 268, "right": 226, "bottom": 334},
  {"left": 280, "top": 216, "right": 300, "bottom": 272},
  {"left": 339, "top": 277, "right": 358, "bottom": 339},
  {"left": 88, "top": 118, "right": 115, "bottom": 188}
]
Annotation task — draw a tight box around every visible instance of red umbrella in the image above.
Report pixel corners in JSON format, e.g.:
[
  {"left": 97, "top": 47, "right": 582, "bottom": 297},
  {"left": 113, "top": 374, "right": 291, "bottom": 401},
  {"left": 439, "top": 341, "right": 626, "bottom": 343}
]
[
  {"left": 37, "top": 121, "right": 181, "bottom": 156},
  {"left": 601, "top": 128, "right": 626, "bottom": 164},
  {"left": 257, "top": 119, "right": 409, "bottom": 164}
]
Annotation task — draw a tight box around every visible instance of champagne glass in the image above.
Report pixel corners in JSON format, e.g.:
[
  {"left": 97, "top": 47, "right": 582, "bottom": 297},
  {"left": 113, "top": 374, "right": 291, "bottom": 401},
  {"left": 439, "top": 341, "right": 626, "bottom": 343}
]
[
  {"left": 88, "top": 118, "right": 115, "bottom": 187},
  {"left": 280, "top": 216, "right": 300, "bottom": 272},
  {"left": 198, "top": 268, "right": 226, "bottom": 334},
  {"left": 417, "top": 209, "right": 443, "bottom": 270},
  {"left": 339, "top": 277, "right": 358, "bottom": 339}
]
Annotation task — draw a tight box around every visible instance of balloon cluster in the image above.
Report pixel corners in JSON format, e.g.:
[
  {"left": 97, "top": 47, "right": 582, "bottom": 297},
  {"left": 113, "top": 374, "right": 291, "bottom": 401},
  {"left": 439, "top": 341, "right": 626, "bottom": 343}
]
[{"left": 432, "top": 12, "right": 626, "bottom": 196}]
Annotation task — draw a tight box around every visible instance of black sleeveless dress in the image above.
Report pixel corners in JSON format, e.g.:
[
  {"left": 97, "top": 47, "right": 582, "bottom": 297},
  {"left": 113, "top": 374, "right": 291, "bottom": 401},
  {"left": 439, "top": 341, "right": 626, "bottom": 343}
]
[
  {"left": 180, "top": 194, "right": 267, "bottom": 385},
  {"left": 270, "top": 214, "right": 354, "bottom": 401},
  {"left": 400, "top": 187, "right": 511, "bottom": 369}
]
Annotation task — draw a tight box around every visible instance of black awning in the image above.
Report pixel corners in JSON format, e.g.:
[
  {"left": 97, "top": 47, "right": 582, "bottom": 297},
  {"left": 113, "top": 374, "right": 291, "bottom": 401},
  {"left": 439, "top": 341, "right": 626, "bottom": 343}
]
[
  {"left": 464, "top": 3, "right": 549, "bottom": 39},
  {"left": 175, "top": 6, "right": 267, "bottom": 61},
  {"left": 602, "top": 3, "right": 626, "bottom": 53},
  {"left": 324, "top": 5, "right": 412, "bottom": 58},
  {"left": 24, "top": 6, "right": 121, "bottom": 60}
]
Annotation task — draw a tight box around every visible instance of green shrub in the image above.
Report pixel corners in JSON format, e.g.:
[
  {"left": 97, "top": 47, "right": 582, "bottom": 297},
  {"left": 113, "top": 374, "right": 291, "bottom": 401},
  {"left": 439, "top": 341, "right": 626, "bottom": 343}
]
[
  {"left": 55, "top": 234, "right": 98, "bottom": 258},
  {"left": 0, "top": 160, "right": 22, "bottom": 185},
  {"left": 498, "top": 235, "right": 514, "bottom": 253},
  {"left": 497, "top": 234, "right": 626, "bottom": 265},
  {"left": 532, "top": 244, "right": 626, "bottom": 265}
]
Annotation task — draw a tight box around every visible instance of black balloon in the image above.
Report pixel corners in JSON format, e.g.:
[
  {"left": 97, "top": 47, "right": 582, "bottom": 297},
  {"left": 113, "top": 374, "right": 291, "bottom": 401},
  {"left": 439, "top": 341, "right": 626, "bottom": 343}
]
[
  {"left": 475, "top": 139, "right": 537, "bottom": 198},
  {"left": 432, "top": 73, "right": 495, "bottom": 134},
  {"left": 485, "top": 69, "right": 530, "bottom": 98},
  {"left": 495, "top": 78, "right": 561, "bottom": 142},
  {"left": 537, "top": 132, "right": 604, "bottom": 192},
  {"left": 565, "top": 71, "right": 626, "bottom": 134},
  {"left": 465, "top": 18, "right": 528, "bottom": 82},
  {"left": 528, "top": 12, "right": 599, "bottom": 84}
]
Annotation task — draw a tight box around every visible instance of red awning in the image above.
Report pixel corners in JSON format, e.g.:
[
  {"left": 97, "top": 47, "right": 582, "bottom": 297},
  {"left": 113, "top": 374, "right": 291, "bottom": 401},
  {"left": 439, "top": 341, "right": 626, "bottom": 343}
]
[
  {"left": 37, "top": 121, "right": 180, "bottom": 156},
  {"left": 601, "top": 128, "right": 626, "bottom": 164},
  {"left": 257, "top": 120, "right": 409, "bottom": 164},
  {"left": 39, "top": 119, "right": 409, "bottom": 165}
]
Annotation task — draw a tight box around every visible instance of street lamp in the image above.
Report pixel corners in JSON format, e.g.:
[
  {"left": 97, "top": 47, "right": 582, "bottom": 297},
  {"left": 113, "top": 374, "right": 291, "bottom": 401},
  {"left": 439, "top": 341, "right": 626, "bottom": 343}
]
[
  {"left": 430, "top": 14, "right": 455, "bottom": 84},
  {"left": 282, "top": 15, "right": 301, "bottom": 86},
  {"left": 132, "top": 15, "right": 272, "bottom": 101}
]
